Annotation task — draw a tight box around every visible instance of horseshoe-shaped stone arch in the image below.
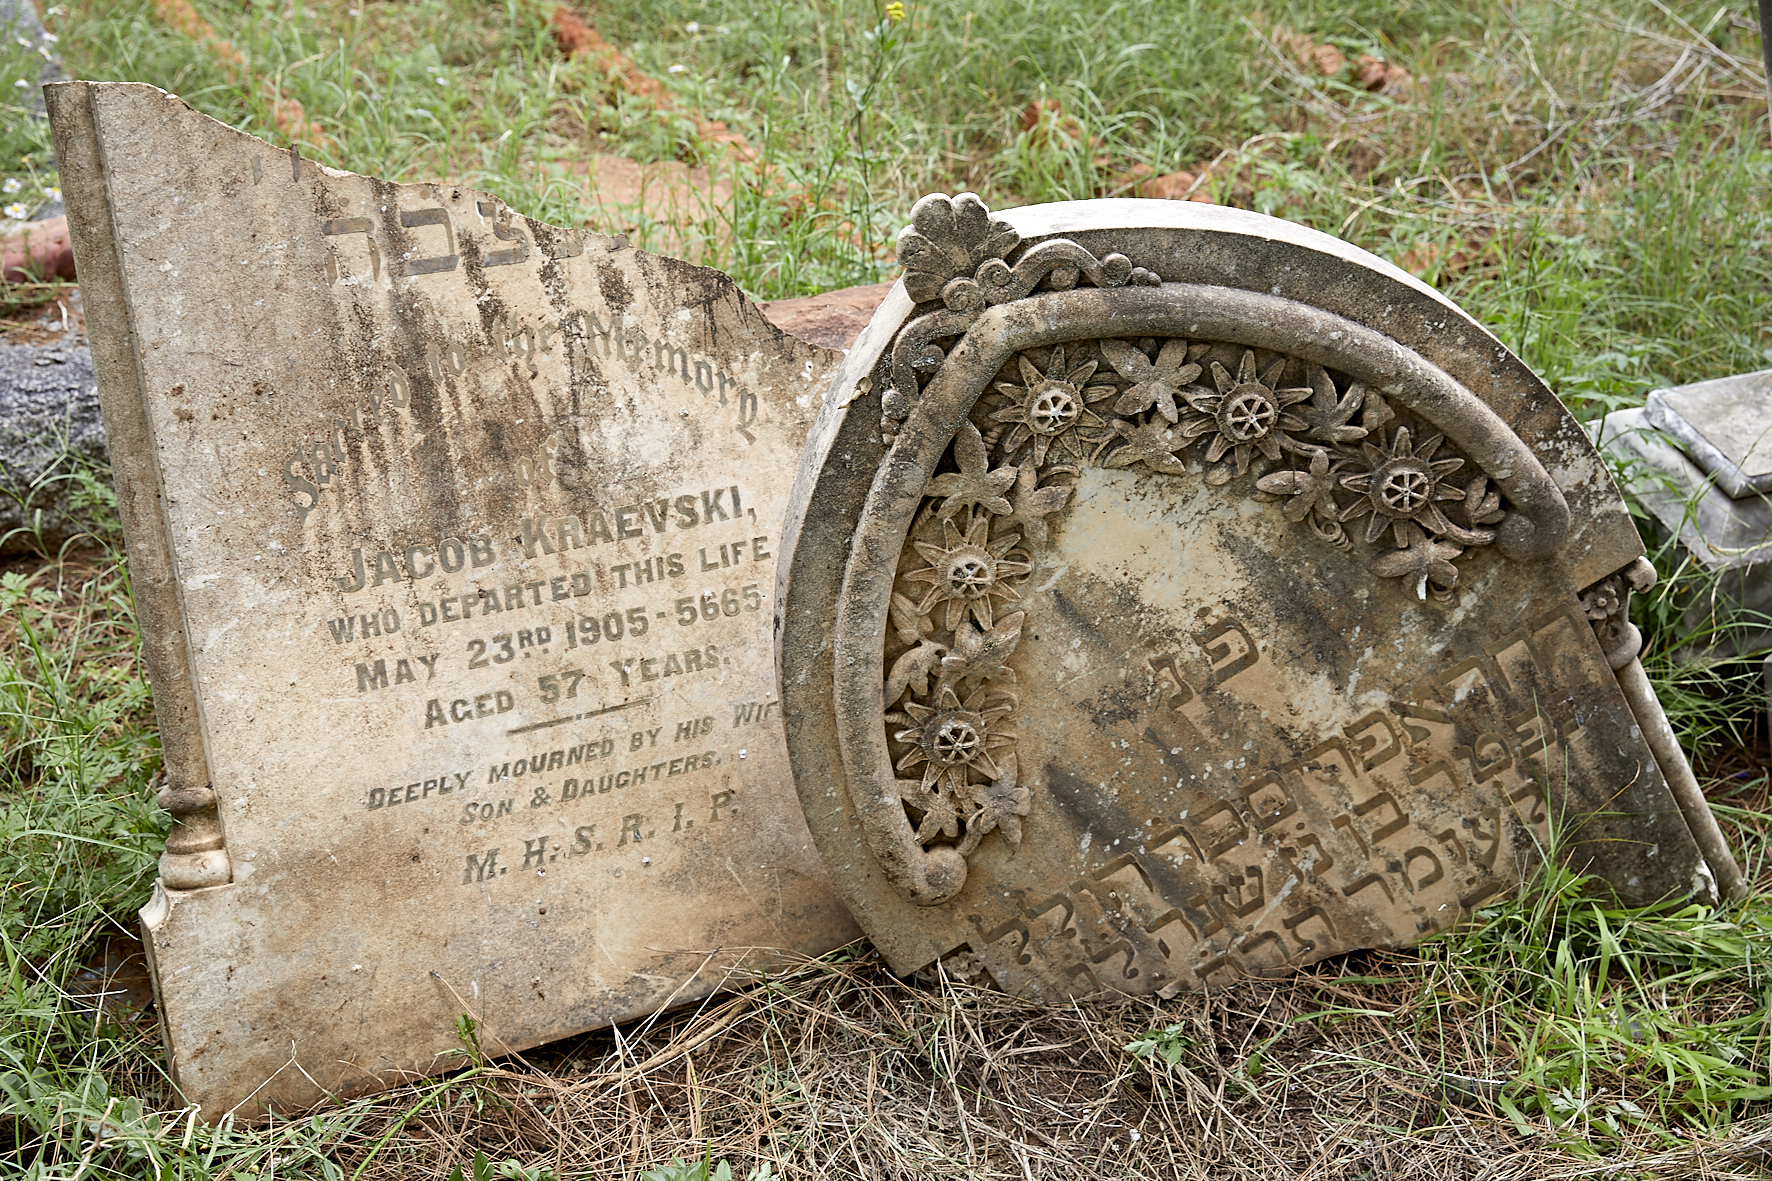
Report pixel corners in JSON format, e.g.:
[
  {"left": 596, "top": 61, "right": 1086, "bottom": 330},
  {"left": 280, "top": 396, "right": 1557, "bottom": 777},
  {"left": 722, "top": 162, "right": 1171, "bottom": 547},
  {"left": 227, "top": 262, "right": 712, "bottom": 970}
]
[{"left": 778, "top": 195, "right": 1739, "bottom": 996}]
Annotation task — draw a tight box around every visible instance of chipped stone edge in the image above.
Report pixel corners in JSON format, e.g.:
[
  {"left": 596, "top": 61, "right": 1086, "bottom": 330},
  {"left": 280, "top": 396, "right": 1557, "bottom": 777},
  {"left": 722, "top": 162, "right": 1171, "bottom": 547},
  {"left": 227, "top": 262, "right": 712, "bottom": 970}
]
[{"left": 46, "top": 81, "right": 232, "bottom": 895}]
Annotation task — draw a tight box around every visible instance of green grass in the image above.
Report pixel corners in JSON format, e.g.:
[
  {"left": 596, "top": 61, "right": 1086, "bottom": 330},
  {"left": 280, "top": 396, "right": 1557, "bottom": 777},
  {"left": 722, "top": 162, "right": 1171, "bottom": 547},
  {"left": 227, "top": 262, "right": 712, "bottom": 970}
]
[
  {"left": 1410, "top": 861, "right": 1772, "bottom": 1151},
  {"left": 2, "top": 0, "right": 1770, "bottom": 1175}
]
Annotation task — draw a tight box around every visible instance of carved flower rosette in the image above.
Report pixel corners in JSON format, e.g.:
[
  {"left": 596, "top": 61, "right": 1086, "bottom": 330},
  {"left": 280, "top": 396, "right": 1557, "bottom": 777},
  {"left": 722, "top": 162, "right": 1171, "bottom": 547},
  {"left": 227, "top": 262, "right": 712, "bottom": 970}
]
[{"left": 845, "top": 194, "right": 1571, "bottom": 906}]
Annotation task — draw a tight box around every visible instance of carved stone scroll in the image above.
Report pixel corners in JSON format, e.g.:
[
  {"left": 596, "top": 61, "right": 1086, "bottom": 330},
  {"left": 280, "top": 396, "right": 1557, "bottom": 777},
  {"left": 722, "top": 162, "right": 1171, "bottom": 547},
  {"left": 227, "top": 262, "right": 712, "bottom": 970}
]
[{"left": 778, "top": 194, "right": 1742, "bottom": 998}]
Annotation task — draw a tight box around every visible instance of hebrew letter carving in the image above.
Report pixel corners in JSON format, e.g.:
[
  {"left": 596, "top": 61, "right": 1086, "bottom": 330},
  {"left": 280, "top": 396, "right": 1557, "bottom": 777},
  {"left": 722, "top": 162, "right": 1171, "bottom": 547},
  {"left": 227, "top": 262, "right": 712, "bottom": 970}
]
[
  {"left": 1149, "top": 653, "right": 1197, "bottom": 711},
  {"left": 1282, "top": 906, "right": 1335, "bottom": 954},
  {"left": 1503, "top": 768, "right": 1549, "bottom": 825},
  {"left": 1217, "top": 866, "right": 1265, "bottom": 918},
  {"left": 322, "top": 216, "right": 380, "bottom": 283},
  {"left": 1352, "top": 790, "right": 1409, "bottom": 845},
  {"left": 969, "top": 913, "right": 1033, "bottom": 965},
  {"left": 1345, "top": 710, "right": 1402, "bottom": 770},
  {"left": 476, "top": 199, "right": 530, "bottom": 268},
  {"left": 1088, "top": 939, "right": 1140, "bottom": 980},
  {"left": 1393, "top": 699, "right": 1457, "bottom": 749},
  {"left": 1025, "top": 892, "right": 1081, "bottom": 951},
  {"left": 1194, "top": 615, "right": 1259, "bottom": 685},
  {"left": 398, "top": 206, "right": 459, "bottom": 275},
  {"left": 1197, "top": 953, "right": 1240, "bottom": 990},
  {"left": 1455, "top": 732, "right": 1513, "bottom": 783},
  {"left": 1437, "top": 655, "right": 1497, "bottom": 703},
  {"left": 1150, "top": 914, "right": 1198, "bottom": 972},
  {"left": 1236, "top": 930, "right": 1288, "bottom": 973},
  {"left": 1463, "top": 806, "right": 1503, "bottom": 871},
  {"left": 1432, "top": 827, "right": 1466, "bottom": 866},
  {"left": 1148, "top": 824, "right": 1204, "bottom": 866},
  {"left": 1489, "top": 632, "right": 1538, "bottom": 697},
  {"left": 1239, "top": 772, "right": 1298, "bottom": 827},
  {"left": 1090, "top": 857, "right": 1173, "bottom": 933},
  {"left": 1403, "top": 846, "right": 1446, "bottom": 891},
  {"left": 1277, "top": 833, "right": 1333, "bottom": 882},
  {"left": 1181, "top": 892, "right": 1227, "bottom": 939},
  {"left": 1331, "top": 814, "right": 1370, "bottom": 857},
  {"left": 1194, "top": 801, "right": 1248, "bottom": 860},
  {"left": 1340, "top": 873, "right": 1395, "bottom": 903}
]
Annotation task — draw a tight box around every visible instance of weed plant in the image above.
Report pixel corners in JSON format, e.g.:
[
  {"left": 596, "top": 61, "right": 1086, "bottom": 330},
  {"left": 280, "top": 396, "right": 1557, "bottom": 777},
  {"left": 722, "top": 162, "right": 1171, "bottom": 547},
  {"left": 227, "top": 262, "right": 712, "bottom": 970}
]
[{"left": 2, "top": 0, "right": 1770, "bottom": 1176}]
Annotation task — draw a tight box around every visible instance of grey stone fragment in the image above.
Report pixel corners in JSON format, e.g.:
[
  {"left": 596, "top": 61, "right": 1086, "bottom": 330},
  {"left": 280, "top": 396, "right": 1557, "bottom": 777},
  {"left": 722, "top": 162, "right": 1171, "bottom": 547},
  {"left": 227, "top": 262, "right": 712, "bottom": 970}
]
[
  {"left": 0, "top": 0, "right": 82, "bottom": 553},
  {"left": 1595, "top": 407, "right": 1772, "bottom": 569},
  {"left": 1594, "top": 407, "right": 1772, "bottom": 656},
  {"left": 0, "top": 337, "right": 103, "bottom": 552},
  {"left": 0, "top": 0, "right": 49, "bottom": 40},
  {"left": 1644, "top": 369, "right": 1772, "bottom": 499}
]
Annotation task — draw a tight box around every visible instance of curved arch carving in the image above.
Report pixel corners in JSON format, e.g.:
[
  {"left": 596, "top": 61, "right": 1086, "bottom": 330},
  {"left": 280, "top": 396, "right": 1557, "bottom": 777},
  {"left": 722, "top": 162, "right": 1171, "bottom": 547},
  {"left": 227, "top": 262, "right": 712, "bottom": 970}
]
[{"left": 835, "top": 196, "right": 1570, "bottom": 907}]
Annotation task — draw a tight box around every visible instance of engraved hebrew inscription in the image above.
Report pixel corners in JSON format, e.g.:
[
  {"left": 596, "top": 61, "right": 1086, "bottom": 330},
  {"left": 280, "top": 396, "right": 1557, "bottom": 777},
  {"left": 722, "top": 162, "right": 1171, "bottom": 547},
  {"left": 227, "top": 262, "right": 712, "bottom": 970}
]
[{"left": 777, "top": 191, "right": 1711, "bottom": 1006}]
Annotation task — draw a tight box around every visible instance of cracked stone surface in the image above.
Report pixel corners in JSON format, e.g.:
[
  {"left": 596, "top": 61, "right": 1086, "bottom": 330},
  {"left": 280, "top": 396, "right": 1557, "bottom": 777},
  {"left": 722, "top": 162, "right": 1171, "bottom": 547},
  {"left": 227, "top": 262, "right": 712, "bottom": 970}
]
[{"left": 50, "top": 81, "right": 858, "bottom": 1119}]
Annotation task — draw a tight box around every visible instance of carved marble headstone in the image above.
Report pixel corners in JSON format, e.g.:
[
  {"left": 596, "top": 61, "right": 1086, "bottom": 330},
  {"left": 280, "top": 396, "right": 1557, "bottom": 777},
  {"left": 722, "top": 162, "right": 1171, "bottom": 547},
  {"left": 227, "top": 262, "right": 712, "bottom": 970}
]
[
  {"left": 778, "top": 195, "right": 1744, "bottom": 998},
  {"left": 48, "top": 81, "right": 858, "bottom": 1118}
]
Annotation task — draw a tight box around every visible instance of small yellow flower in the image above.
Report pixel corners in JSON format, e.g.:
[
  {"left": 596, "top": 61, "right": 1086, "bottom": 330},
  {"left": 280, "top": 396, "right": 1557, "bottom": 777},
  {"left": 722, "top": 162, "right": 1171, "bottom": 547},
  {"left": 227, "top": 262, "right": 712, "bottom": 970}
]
[{"left": 885, "top": 1, "right": 905, "bottom": 22}]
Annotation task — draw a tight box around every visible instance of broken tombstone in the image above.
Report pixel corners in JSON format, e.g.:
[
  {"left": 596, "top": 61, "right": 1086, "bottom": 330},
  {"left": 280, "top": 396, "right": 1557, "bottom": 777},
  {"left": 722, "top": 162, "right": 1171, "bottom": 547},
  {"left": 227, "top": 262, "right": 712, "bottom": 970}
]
[
  {"left": 776, "top": 194, "right": 1745, "bottom": 1000},
  {"left": 1594, "top": 370, "right": 1772, "bottom": 659},
  {"left": 47, "top": 80, "right": 859, "bottom": 1120},
  {"left": 1646, "top": 370, "right": 1772, "bottom": 501}
]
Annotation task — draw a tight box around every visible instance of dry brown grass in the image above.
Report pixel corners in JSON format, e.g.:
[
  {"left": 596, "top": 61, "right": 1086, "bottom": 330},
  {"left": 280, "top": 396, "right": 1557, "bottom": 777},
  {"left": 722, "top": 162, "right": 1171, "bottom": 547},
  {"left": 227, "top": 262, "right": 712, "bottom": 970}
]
[{"left": 225, "top": 944, "right": 1760, "bottom": 1181}]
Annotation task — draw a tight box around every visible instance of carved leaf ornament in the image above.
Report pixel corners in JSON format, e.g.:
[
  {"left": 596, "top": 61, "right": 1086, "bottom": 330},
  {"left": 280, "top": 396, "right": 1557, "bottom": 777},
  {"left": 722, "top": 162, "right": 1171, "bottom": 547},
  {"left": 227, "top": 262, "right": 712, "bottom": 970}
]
[{"left": 844, "top": 193, "right": 1574, "bottom": 906}]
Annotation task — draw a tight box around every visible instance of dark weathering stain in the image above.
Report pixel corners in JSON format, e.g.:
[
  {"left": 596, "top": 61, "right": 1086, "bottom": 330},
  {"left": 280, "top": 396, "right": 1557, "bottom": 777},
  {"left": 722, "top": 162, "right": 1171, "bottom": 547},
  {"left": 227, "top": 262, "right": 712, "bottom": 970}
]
[
  {"left": 362, "top": 178, "right": 468, "bottom": 532},
  {"left": 1212, "top": 525, "right": 1357, "bottom": 682},
  {"left": 1039, "top": 574, "right": 1192, "bottom": 726},
  {"left": 1083, "top": 682, "right": 1142, "bottom": 730},
  {"left": 596, "top": 260, "right": 632, "bottom": 311},
  {"left": 1039, "top": 759, "right": 1213, "bottom": 884},
  {"left": 360, "top": 186, "right": 556, "bottom": 531},
  {"left": 1039, "top": 760, "right": 1128, "bottom": 855},
  {"left": 1030, "top": 760, "right": 1275, "bottom": 979},
  {"left": 459, "top": 219, "right": 497, "bottom": 333}
]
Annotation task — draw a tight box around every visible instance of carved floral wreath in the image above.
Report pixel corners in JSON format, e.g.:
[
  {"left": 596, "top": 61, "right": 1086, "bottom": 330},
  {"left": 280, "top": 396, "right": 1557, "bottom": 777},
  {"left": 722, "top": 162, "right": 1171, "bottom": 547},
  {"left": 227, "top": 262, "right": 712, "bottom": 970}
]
[{"left": 877, "top": 193, "right": 1515, "bottom": 865}]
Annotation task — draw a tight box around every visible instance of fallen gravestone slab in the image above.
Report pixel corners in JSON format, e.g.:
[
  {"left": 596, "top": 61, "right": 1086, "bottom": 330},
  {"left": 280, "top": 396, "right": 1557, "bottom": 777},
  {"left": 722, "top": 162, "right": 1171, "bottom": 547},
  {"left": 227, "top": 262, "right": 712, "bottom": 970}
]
[
  {"left": 48, "top": 80, "right": 858, "bottom": 1119},
  {"left": 1595, "top": 372, "right": 1772, "bottom": 660},
  {"left": 1645, "top": 370, "right": 1772, "bottom": 500},
  {"left": 778, "top": 194, "right": 1744, "bottom": 998}
]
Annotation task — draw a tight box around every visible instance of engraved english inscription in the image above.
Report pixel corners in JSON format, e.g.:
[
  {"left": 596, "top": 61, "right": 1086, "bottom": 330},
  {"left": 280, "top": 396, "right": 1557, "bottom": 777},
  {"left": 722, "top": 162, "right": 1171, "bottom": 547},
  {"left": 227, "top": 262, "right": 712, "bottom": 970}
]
[{"left": 48, "top": 81, "right": 858, "bottom": 1120}]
